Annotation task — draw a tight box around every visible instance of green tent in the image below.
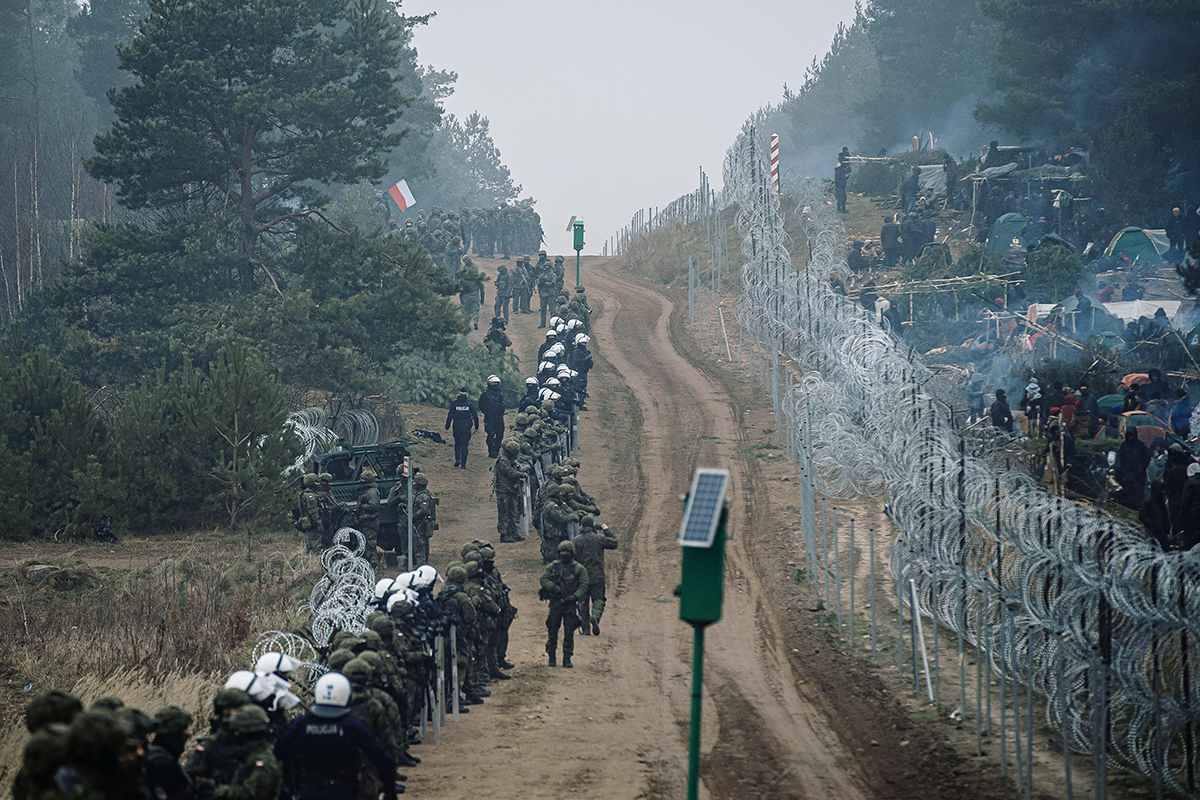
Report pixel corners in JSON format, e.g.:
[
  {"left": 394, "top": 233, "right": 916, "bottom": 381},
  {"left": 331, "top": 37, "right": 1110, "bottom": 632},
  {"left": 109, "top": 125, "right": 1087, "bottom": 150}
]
[
  {"left": 986, "top": 213, "right": 1028, "bottom": 253},
  {"left": 1103, "top": 227, "right": 1165, "bottom": 266}
]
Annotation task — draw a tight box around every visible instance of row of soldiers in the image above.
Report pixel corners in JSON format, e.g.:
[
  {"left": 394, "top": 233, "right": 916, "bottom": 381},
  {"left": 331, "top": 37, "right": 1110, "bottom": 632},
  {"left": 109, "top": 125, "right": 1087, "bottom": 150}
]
[
  {"left": 461, "top": 205, "right": 543, "bottom": 259},
  {"left": 398, "top": 207, "right": 466, "bottom": 275},
  {"left": 493, "top": 251, "right": 568, "bottom": 328}
]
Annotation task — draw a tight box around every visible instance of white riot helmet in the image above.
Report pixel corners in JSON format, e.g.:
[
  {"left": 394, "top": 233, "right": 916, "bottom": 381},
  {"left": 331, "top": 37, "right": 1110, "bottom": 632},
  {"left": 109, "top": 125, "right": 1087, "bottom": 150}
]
[
  {"left": 546, "top": 377, "right": 561, "bottom": 387},
  {"left": 555, "top": 324, "right": 566, "bottom": 335},
  {"left": 386, "top": 587, "right": 420, "bottom": 614},
  {"left": 556, "top": 364, "right": 571, "bottom": 375},
  {"left": 550, "top": 343, "right": 565, "bottom": 356},
  {"left": 549, "top": 316, "right": 563, "bottom": 327},
  {"left": 575, "top": 334, "right": 590, "bottom": 345},
  {"left": 224, "top": 670, "right": 274, "bottom": 703},
  {"left": 413, "top": 565, "right": 440, "bottom": 589},
  {"left": 525, "top": 376, "right": 538, "bottom": 385},
  {"left": 545, "top": 331, "right": 556, "bottom": 340},
  {"left": 255, "top": 652, "right": 301, "bottom": 677},
  {"left": 311, "top": 672, "right": 352, "bottom": 718},
  {"left": 374, "top": 577, "right": 400, "bottom": 600},
  {"left": 539, "top": 360, "right": 556, "bottom": 373},
  {"left": 566, "top": 319, "right": 582, "bottom": 330},
  {"left": 487, "top": 374, "right": 500, "bottom": 385}
]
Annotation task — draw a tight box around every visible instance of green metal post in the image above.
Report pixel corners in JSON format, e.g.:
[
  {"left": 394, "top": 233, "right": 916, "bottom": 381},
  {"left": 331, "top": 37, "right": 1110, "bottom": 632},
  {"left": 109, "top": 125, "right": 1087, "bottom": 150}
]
[
  {"left": 688, "top": 623, "right": 705, "bottom": 800},
  {"left": 576, "top": 251, "right": 581, "bottom": 288}
]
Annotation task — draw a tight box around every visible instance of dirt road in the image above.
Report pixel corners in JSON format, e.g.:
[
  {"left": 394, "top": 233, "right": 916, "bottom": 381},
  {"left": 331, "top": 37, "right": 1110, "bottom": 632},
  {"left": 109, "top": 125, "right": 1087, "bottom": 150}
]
[{"left": 398, "top": 258, "right": 888, "bottom": 799}]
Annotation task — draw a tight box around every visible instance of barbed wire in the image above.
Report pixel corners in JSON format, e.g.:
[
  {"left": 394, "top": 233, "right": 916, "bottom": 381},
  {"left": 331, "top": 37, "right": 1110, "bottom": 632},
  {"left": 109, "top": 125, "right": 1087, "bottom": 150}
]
[{"left": 724, "top": 123, "right": 1200, "bottom": 796}]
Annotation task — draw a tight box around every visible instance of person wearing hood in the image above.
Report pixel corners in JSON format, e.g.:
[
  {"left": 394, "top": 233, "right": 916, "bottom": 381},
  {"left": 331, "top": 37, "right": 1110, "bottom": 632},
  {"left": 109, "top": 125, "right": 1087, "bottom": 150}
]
[
  {"left": 1114, "top": 427, "right": 1151, "bottom": 509},
  {"left": 989, "top": 389, "right": 1014, "bottom": 432}
]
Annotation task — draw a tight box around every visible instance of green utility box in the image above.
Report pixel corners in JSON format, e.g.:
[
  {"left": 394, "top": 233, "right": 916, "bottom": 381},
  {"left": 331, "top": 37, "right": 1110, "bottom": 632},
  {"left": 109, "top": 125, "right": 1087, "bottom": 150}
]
[
  {"left": 679, "top": 513, "right": 727, "bottom": 624},
  {"left": 677, "top": 468, "right": 729, "bottom": 626},
  {"left": 573, "top": 220, "right": 585, "bottom": 251}
]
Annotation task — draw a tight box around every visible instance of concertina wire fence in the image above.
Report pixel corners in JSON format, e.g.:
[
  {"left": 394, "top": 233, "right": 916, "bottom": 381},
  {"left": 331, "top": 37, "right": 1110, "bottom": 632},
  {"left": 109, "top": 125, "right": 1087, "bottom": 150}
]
[{"left": 645, "top": 120, "right": 1200, "bottom": 797}]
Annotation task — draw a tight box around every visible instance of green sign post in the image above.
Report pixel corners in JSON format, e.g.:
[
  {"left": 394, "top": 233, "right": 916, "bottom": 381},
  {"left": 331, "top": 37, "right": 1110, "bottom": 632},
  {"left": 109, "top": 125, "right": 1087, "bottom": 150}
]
[
  {"left": 572, "top": 220, "right": 585, "bottom": 287},
  {"left": 676, "top": 468, "right": 729, "bottom": 800}
]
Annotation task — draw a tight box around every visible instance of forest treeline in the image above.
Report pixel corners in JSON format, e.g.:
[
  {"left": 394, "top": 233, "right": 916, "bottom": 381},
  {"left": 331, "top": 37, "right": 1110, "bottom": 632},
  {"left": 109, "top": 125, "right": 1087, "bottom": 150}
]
[
  {"left": 0, "top": 0, "right": 525, "bottom": 539},
  {"left": 766, "top": 0, "right": 1199, "bottom": 225}
]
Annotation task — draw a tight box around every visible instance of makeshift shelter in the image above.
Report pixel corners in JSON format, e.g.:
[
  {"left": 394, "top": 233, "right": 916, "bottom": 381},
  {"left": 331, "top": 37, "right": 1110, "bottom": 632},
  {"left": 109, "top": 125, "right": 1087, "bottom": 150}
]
[
  {"left": 1097, "top": 393, "right": 1126, "bottom": 415},
  {"left": 1118, "top": 411, "right": 1185, "bottom": 449},
  {"left": 987, "top": 213, "right": 1028, "bottom": 253},
  {"left": 1103, "top": 227, "right": 1167, "bottom": 266}
]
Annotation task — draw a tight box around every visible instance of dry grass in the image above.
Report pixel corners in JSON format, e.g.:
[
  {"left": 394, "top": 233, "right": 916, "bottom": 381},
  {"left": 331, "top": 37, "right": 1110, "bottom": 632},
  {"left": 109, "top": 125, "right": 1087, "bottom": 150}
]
[{"left": 0, "top": 538, "right": 324, "bottom": 799}]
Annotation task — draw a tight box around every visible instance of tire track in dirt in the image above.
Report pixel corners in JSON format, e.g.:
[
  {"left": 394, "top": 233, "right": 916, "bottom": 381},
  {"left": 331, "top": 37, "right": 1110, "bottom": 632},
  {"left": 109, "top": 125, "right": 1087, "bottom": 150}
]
[{"left": 586, "top": 264, "right": 870, "bottom": 800}]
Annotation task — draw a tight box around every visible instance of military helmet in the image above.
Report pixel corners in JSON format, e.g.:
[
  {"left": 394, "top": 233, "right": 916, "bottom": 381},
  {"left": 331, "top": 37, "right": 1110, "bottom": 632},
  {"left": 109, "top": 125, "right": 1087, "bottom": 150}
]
[
  {"left": 25, "top": 690, "right": 83, "bottom": 733},
  {"left": 538, "top": 249, "right": 547, "bottom": 256},
  {"left": 460, "top": 542, "right": 478, "bottom": 558},
  {"left": 22, "top": 723, "right": 69, "bottom": 779},
  {"left": 360, "top": 468, "right": 376, "bottom": 481},
  {"left": 522, "top": 428, "right": 538, "bottom": 440},
  {"left": 554, "top": 255, "right": 564, "bottom": 263},
  {"left": 327, "top": 648, "right": 356, "bottom": 672},
  {"left": 227, "top": 705, "right": 270, "bottom": 736},
  {"left": 332, "top": 631, "right": 359, "bottom": 650},
  {"left": 515, "top": 413, "right": 530, "bottom": 425},
  {"left": 545, "top": 483, "right": 561, "bottom": 497},
  {"left": 557, "top": 539, "right": 575, "bottom": 553},
  {"left": 302, "top": 472, "right": 318, "bottom": 488},
  {"left": 581, "top": 515, "right": 597, "bottom": 529},
  {"left": 212, "top": 688, "right": 252, "bottom": 715},
  {"left": 388, "top": 597, "right": 414, "bottom": 616},
  {"left": 362, "top": 630, "right": 385, "bottom": 651},
  {"left": 358, "top": 650, "right": 384, "bottom": 674},
  {"left": 479, "top": 545, "right": 495, "bottom": 560},
  {"left": 343, "top": 657, "right": 373, "bottom": 683},
  {"left": 66, "top": 711, "right": 127, "bottom": 770},
  {"left": 446, "top": 565, "right": 468, "bottom": 584},
  {"left": 153, "top": 706, "right": 193, "bottom": 736},
  {"left": 368, "top": 615, "right": 396, "bottom": 638},
  {"left": 414, "top": 473, "right": 429, "bottom": 487},
  {"left": 318, "top": 472, "right": 333, "bottom": 483},
  {"left": 91, "top": 697, "right": 124, "bottom": 713},
  {"left": 503, "top": 439, "right": 520, "bottom": 454}
]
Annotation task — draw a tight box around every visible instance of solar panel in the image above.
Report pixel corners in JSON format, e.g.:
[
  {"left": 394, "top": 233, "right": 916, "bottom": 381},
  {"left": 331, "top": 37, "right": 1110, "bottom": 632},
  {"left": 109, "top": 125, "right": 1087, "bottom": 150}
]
[{"left": 679, "top": 469, "right": 729, "bottom": 548}]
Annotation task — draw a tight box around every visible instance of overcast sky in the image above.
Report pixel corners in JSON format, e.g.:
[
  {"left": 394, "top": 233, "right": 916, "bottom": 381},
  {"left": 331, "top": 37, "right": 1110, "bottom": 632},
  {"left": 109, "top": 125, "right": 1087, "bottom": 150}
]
[{"left": 402, "top": 0, "right": 859, "bottom": 254}]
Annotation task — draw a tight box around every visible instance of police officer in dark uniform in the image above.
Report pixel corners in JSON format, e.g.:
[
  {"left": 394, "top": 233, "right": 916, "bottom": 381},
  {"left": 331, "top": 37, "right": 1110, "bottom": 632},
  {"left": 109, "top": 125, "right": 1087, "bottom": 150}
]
[
  {"left": 275, "top": 673, "right": 397, "bottom": 800},
  {"left": 478, "top": 375, "right": 507, "bottom": 458},
  {"left": 445, "top": 387, "right": 479, "bottom": 469}
]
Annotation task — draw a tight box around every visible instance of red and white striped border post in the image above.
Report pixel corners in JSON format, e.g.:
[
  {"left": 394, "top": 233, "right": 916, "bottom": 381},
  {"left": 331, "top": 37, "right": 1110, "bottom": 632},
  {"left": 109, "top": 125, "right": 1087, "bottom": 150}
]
[{"left": 770, "top": 134, "right": 780, "bottom": 192}]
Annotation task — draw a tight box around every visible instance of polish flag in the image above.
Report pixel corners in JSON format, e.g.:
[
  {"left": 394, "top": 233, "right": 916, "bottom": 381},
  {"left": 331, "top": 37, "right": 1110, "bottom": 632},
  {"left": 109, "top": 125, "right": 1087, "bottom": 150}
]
[{"left": 387, "top": 179, "right": 416, "bottom": 212}]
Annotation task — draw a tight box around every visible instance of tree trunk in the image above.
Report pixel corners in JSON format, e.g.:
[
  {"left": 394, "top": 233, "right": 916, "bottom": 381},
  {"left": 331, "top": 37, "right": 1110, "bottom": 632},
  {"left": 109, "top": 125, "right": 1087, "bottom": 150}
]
[
  {"left": 238, "top": 126, "right": 258, "bottom": 293},
  {"left": 25, "top": 0, "right": 42, "bottom": 287}
]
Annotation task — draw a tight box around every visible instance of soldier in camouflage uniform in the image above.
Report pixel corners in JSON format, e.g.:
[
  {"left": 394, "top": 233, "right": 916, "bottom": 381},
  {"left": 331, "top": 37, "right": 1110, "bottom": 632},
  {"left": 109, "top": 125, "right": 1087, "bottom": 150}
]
[
  {"left": 463, "top": 558, "right": 500, "bottom": 698},
  {"left": 553, "top": 255, "right": 566, "bottom": 294},
  {"left": 315, "top": 473, "right": 340, "bottom": 548},
  {"left": 356, "top": 650, "right": 414, "bottom": 767},
  {"left": 386, "top": 599, "right": 429, "bottom": 738},
  {"left": 493, "top": 264, "right": 512, "bottom": 321},
  {"left": 540, "top": 540, "right": 589, "bottom": 668},
  {"left": 572, "top": 516, "right": 618, "bottom": 636},
  {"left": 296, "top": 474, "right": 323, "bottom": 554},
  {"left": 209, "top": 706, "right": 280, "bottom": 800},
  {"left": 458, "top": 258, "right": 486, "bottom": 330},
  {"left": 144, "top": 706, "right": 193, "bottom": 800},
  {"left": 342, "top": 659, "right": 400, "bottom": 799},
  {"left": 437, "top": 565, "right": 479, "bottom": 706},
  {"left": 355, "top": 469, "right": 381, "bottom": 568},
  {"left": 494, "top": 440, "right": 527, "bottom": 543},
  {"left": 187, "top": 689, "right": 253, "bottom": 800},
  {"left": 511, "top": 257, "right": 531, "bottom": 315},
  {"left": 540, "top": 484, "right": 581, "bottom": 564},
  {"left": 410, "top": 473, "right": 436, "bottom": 566}
]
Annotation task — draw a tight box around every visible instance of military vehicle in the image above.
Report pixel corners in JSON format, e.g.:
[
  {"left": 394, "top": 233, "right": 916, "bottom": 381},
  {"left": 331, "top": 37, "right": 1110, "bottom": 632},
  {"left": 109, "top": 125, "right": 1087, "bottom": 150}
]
[{"left": 313, "top": 440, "right": 432, "bottom": 547}]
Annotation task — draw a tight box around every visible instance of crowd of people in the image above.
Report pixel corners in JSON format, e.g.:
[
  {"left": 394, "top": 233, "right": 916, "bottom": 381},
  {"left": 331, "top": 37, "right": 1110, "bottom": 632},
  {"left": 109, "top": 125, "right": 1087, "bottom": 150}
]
[
  {"left": 982, "top": 370, "right": 1200, "bottom": 550},
  {"left": 10, "top": 255, "right": 615, "bottom": 800}
]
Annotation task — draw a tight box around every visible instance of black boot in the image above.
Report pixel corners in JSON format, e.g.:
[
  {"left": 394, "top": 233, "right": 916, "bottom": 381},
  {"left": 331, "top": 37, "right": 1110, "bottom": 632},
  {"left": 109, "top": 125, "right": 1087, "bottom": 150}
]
[
  {"left": 548, "top": 653, "right": 556, "bottom": 667},
  {"left": 562, "top": 656, "right": 573, "bottom": 668}
]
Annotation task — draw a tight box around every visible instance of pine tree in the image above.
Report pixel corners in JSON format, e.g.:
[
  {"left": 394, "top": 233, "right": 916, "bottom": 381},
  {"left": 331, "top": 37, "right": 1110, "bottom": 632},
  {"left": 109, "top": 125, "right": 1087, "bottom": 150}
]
[{"left": 86, "top": 0, "right": 411, "bottom": 292}]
